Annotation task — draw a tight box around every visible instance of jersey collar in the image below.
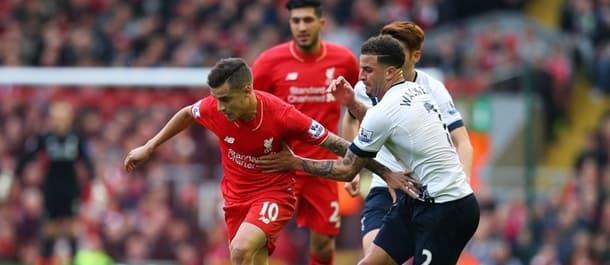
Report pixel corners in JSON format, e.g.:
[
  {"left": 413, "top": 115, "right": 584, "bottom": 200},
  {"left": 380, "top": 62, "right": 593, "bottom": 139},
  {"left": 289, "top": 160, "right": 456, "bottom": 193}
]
[
  {"left": 289, "top": 40, "right": 327, "bottom": 63},
  {"left": 371, "top": 80, "right": 406, "bottom": 105}
]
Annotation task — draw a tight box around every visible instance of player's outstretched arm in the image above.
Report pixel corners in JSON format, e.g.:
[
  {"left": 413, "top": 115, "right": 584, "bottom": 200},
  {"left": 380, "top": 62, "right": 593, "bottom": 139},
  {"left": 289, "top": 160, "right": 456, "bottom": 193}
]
[
  {"left": 328, "top": 76, "right": 368, "bottom": 121},
  {"left": 287, "top": 148, "right": 419, "bottom": 199},
  {"left": 256, "top": 133, "right": 420, "bottom": 198},
  {"left": 124, "top": 106, "right": 194, "bottom": 172}
]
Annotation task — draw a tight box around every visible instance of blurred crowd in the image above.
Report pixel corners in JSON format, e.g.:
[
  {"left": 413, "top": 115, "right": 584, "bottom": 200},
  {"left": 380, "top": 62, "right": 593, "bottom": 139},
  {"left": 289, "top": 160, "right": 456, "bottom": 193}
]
[
  {"left": 0, "top": 88, "right": 223, "bottom": 264},
  {"left": 0, "top": 0, "right": 524, "bottom": 68},
  {"left": 464, "top": 110, "right": 610, "bottom": 265},
  {"left": 560, "top": 0, "right": 610, "bottom": 96},
  {"left": 442, "top": 110, "right": 610, "bottom": 265},
  {"left": 1, "top": 0, "right": 610, "bottom": 264}
]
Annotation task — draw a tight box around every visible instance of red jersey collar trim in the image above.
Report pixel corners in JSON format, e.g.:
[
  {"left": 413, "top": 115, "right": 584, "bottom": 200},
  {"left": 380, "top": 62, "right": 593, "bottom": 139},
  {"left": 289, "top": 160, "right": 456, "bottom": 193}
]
[
  {"left": 252, "top": 94, "right": 264, "bottom": 131},
  {"left": 289, "top": 40, "right": 327, "bottom": 63}
]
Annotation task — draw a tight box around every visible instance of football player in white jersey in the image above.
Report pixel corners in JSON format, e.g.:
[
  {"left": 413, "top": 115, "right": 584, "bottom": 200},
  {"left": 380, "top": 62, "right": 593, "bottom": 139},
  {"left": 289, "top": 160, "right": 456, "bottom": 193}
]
[
  {"left": 257, "top": 35, "right": 479, "bottom": 265},
  {"left": 341, "top": 21, "right": 475, "bottom": 255}
]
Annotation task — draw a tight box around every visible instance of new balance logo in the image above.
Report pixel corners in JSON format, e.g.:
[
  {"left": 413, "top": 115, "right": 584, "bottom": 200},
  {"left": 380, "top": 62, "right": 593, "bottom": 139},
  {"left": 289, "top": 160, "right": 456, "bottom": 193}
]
[
  {"left": 286, "top": 72, "right": 298, "bottom": 80},
  {"left": 224, "top": 136, "right": 235, "bottom": 144}
]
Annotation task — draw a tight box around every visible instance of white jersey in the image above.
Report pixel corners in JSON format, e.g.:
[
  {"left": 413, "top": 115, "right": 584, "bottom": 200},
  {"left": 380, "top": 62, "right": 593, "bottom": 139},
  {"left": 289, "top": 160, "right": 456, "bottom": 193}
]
[
  {"left": 351, "top": 80, "right": 472, "bottom": 202},
  {"left": 354, "top": 70, "right": 465, "bottom": 191}
]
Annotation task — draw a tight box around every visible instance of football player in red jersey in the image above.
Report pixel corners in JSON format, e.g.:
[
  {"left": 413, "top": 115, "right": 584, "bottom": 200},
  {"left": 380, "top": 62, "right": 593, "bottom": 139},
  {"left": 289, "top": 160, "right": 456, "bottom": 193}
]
[
  {"left": 124, "top": 58, "right": 417, "bottom": 265},
  {"left": 251, "top": 1, "right": 359, "bottom": 264}
]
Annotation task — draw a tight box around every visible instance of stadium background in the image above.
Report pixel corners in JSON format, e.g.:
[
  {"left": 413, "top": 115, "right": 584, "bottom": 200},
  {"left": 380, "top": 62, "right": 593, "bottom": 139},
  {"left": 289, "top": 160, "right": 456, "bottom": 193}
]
[{"left": 0, "top": 0, "right": 609, "bottom": 264}]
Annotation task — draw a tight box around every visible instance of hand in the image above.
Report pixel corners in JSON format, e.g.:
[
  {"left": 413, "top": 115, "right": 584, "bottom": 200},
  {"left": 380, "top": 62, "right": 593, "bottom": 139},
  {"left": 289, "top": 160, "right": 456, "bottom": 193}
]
[
  {"left": 255, "top": 143, "right": 299, "bottom": 173},
  {"left": 344, "top": 174, "right": 361, "bottom": 197},
  {"left": 327, "top": 76, "right": 356, "bottom": 106},
  {"left": 124, "top": 144, "right": 154, "bottom": 172},
  {"left": 383, "top": 170, "right": 421, "bottom": 202}
]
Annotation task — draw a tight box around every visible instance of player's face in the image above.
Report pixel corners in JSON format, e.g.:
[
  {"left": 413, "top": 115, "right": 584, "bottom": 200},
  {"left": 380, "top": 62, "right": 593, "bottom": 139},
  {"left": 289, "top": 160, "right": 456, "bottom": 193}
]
[
  {"left": 289, "top": 7, "right": 324, "bottom": 52},
  {"left": 210, "top": 82, "right": 249, "bottom": 121},
  {"left": 50, "top": 103, "right": 74, "bottom": 135},
  {"left": 359, "top": 54, "right": 387, "bottom": 98}
]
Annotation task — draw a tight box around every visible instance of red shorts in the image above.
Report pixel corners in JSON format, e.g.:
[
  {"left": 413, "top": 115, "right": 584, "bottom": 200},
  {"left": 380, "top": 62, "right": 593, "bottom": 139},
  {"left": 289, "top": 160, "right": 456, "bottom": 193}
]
[
  {"left": 223, "top": 189, "right": 296, "bottom": 254},
  {"left": 294, "top": 174, "right": 340, "bottom": 235}
]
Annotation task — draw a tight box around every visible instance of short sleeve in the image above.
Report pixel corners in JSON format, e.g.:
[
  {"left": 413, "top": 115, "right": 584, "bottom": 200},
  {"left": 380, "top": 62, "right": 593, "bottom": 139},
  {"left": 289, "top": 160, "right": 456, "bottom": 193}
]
[
  {"left": 349, "top": 108, "right": 392, "bottom": 158},
  {"left": 429, "top": 82, "right": 464, "bottom": 131},
  {"left": 283, "top": 106, "right": 329, "bottom": 145},
  {"left": 189, "top": 98, "right": 213, "bottom": 128},
  {"left": 190, "top": 100, "right": 202, "bottom": 119}
]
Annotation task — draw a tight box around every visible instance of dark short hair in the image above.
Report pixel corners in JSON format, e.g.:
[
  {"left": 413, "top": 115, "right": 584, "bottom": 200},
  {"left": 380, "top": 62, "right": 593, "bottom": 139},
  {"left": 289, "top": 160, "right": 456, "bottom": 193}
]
[
  {"left": 360, "top": 35, "right": 405, "bottom": 69},
  {"left": 207, "top": 58, "right": 252, "bottom": 90},
  {"left": 380, "top": 21, "right": 425, "bottom": 52},
  {"left": 285, "top": 0, "right": 322, "bottom": 17}
]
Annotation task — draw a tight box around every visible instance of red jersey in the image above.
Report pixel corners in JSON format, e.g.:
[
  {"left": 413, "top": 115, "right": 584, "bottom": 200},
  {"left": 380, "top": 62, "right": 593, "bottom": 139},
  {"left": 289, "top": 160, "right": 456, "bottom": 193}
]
[
  {"left": 190, "top": 91, "right": 329, "bottom": 202},
  {"left": 252, "top": 40, "right": 359, "bottom": 162}
]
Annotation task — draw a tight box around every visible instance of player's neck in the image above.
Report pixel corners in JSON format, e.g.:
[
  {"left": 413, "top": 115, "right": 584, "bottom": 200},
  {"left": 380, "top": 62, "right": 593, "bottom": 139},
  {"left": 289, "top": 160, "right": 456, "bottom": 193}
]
[
  {"left": 239, "top": 94, "right": 258, "bottom": 121},
  {"left": 379, "top": 72, "right": 406, "bottom": 101},
  {"left": 297, "top": 40, "right": 322, "bottom": 54},
  {"left": 402, "top": 67, "right": 417, "bottom": 82},
  {"left": 388, "top": 74, "right": 405, "bottom": 88}
]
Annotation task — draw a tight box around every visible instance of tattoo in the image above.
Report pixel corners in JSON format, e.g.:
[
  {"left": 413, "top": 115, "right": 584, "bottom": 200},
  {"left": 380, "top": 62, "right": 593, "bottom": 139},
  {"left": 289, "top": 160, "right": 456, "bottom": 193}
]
[
  {"left": 364, "top": 159, "right": 391, "bottom": 181},
  {"left": 306, "top": 133, "right": 402, "bottom": 182},
  {"left": 345, "top": 152, "right": 366, "bottom": 169},
  {"left": 299, "top": 149, "right": 394, "bottom": 183},
  {"left": 301, "top": 160, "right": 334, "bottom": 177},
  {"left": 321, "top": 133, "right": 350, "bottom": 156}
]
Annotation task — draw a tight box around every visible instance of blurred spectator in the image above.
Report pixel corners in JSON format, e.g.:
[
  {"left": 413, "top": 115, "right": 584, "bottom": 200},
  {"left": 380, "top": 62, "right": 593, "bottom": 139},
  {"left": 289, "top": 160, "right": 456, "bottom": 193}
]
[{"left": 13, "top": 102, "right": 94, "bottom": 265}]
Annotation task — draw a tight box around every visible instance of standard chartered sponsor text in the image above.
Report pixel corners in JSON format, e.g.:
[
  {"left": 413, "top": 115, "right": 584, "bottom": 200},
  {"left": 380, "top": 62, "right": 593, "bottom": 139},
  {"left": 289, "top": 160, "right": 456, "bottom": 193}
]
[
  {"left": 290, "top": 86, "right": 326, "bottom": 94},
  {"left": 288, "top": 86, "right": 335, "bottom": 103},
  {"left": 228, "top": 148, "right": 259, "bottom": 169}
]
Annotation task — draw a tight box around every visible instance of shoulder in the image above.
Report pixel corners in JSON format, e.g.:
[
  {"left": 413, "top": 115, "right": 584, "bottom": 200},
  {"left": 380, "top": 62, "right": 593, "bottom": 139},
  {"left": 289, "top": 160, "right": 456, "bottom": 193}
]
[
  {"left": 360, "top": 104, "right": 390, "bottom": 128},
  {"left": 191, "top": 96, "right": 215, "bottom": 117},
  {"left": 396, "top": 81, "right": 424, "bottom": 93},
  {"left": 198, "top": 96, "right": 216, "bottom": 106},
  {"left": 324, "top": 41, "right": 356, "bottom": 58},
  {"left": 255, "top": 42, "right": 291, "bottom": 63},
  {"left": 258, "top": 91, "right": 309, "bottom": 123},
  {"left": 384, "top": 82, "right": 424, "bottom": 104},
  {"left": 415, "top": 69, "right": 456, "bottom": 103},
  {"left": 415, "top": 69, "right": 447, "bottom": 90},
  {"left": 256, "top": 90, "right": 290, "bottom": 109}
]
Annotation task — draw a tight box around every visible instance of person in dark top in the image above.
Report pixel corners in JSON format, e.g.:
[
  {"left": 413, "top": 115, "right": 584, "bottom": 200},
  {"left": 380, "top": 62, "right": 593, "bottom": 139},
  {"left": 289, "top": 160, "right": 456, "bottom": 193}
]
[{"left": 15, "top": 102, "right": 94, "bottom": 265}]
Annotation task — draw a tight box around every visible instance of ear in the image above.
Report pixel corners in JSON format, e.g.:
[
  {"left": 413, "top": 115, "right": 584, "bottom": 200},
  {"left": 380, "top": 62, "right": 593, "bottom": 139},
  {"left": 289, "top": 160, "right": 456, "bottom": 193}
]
[
  {"left": 243, "top": 83, "right": 253, "bottom": 93},
  {"left": 412, "top": 50, "right": 422, "bottom": 64},
  {"left": 319, "top": 17, "right": 326, "bottom": 28},
  {"left": 385, "top": 66, "right": 399, "bottom": 81}
]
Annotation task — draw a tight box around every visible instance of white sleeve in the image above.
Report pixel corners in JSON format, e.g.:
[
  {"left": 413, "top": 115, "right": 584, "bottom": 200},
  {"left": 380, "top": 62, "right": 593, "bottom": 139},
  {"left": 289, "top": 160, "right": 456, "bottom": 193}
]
[
  {"left": 349, "top": 108, "right": 392, "bottom": 158},
  {"left": 428, "top": 81, "right": 464, "bottom": 131}
]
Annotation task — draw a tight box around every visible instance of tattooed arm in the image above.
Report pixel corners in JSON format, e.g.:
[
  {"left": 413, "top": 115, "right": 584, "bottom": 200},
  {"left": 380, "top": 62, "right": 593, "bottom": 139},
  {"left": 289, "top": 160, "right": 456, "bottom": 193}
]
[
  {"left": 256, "top": 132, "right": 421, "bottom": 198},
  {"left": 293, "top": 133, "right": 420, "bottom": 198},
  {"left": 310, "top": 133, "right": 395, "bottom": 182},
  {"left": 297, "top": 150, "right": 366, "bottom": 182}
]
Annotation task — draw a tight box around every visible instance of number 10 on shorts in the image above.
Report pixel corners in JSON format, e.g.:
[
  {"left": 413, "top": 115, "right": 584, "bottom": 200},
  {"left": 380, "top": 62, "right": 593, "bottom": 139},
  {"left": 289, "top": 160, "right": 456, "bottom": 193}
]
[{"left": 258, "top": 201, "right": 279, "bottom": 224}]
